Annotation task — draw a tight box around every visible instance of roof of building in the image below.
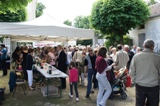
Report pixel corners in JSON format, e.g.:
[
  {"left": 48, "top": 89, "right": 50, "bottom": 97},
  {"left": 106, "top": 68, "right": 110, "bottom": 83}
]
[{"left": 149, "top": 3, "right": 160, "bottom": 18}]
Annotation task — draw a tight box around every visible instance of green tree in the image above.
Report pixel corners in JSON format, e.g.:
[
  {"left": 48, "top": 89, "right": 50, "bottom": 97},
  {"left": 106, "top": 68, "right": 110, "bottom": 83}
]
[
  {"left": 36, "top": 2, "right": 46, "bottom": 18},
  {"left": 74, "top": 16, "right": 90, "bottom": 29},
  {"left": 73, "top": 16, "right": 93, "bottom": 45},
  {"left": 104, "top": 35, "right": 133, "bottom": 48},
  {"left": 90, "top": 0, "right": 149, "bottom": 44},
  {"left": 0, "top": 0, "right": 32, "bottom": 13},
  {"left": 0, "top": 7, "right": 27, "bottom": 22},
  {"left": 63, "top": 20, "right": 72, "bottom": 26},
  {"left": 148, "top": 0, "right": 158, "bottom": 5}
]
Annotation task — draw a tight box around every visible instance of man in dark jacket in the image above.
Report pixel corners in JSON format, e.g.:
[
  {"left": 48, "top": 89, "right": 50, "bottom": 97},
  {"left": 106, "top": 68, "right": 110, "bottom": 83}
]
[
  {"left": 124, "top": 45, "right": 134, "bottom": 70},
  {"left": 57, "top": 45, "right": 67, "bottom": 89}
]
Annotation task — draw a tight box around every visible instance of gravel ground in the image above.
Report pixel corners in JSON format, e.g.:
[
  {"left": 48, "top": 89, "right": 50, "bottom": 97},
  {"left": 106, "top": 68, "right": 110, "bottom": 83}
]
[
  {"left": 0, "top": 71, "right": 136, "bottom": 106},
  {"left": 1, "top": 70, "right": 160, "bottom": 106}
]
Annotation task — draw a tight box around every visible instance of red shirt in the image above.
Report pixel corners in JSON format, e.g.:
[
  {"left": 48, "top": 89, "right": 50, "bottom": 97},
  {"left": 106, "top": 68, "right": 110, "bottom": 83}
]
[
  {"left": 95, "top": 56, "right": 108, "bottom": 74},
  {"left": 69, "top": 68, "right": 78, "bottom": 82}
]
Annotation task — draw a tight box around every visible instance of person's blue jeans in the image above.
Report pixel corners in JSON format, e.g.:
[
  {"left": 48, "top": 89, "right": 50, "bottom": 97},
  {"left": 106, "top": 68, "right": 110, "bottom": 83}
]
[{"left": 86, "top": 69, "right": 94, "bottom": 95}]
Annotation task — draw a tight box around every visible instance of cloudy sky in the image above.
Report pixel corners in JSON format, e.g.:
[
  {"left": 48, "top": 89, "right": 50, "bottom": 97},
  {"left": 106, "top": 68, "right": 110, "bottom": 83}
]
[
  {"left": 37, "top": 0, "right": 97, "bottom": 22},
  {"left": 37, "top": 0, "right": 159, "bottom": 23}
]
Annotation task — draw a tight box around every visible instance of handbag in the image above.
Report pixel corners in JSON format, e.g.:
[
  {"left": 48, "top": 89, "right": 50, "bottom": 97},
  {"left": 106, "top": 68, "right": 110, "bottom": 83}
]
[{"left": 125, "top": 74, "right": 131, "bottom": 87}]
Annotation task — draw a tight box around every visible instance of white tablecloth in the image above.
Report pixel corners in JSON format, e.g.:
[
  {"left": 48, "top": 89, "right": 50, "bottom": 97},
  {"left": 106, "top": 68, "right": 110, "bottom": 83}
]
[{"left": 35, "top": 64, "right": 68, "bottom": 78}]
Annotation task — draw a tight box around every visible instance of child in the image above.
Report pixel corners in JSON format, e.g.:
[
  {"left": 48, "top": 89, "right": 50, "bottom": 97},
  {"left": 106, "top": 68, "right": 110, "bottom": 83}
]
[{"left": 69, "top": 61, "right": 79, "bottom": 102}]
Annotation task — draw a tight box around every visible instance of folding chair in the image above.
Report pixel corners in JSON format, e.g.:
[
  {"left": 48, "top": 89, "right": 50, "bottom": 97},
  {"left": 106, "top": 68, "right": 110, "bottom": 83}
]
[
  {"left": 9, "top": 71, "right": 26, "bottom": 96},
  {"left": 13, "top": 79, "right": 26, "bottom": 96}
]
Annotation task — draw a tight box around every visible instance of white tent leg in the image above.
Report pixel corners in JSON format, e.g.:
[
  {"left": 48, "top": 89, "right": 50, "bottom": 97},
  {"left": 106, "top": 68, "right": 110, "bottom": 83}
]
[{"left": 92, "top": 35, "right": 98, "bottom": 48}]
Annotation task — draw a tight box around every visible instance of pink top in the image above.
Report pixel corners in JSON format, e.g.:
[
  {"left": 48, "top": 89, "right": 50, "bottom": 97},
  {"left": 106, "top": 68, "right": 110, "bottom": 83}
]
[{"left": 69, "top": 68, "right": 78, "bottom": 82}]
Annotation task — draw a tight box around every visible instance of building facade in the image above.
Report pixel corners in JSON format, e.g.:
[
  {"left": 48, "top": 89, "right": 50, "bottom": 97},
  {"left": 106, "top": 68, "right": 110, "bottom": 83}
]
[{"left": 129, "top": 3, "right": 160, "bottom": 53}]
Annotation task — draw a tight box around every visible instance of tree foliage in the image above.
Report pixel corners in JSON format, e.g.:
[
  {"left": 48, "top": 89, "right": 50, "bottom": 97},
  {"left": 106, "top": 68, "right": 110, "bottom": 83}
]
[
  {"left": 105, "top": 35, "right": 132, "bottom": 49},
  {"left": 0, "top": 0, "right": 32, "bottom": 13},
  {"left": 74, "top": 16, "right": 90, "bottom": 29},
  {"left": 90, "top": 0, "right": 150, "bottom": 44},
  {"left": 148, "top": 0, "right": 158, "bottom": 5},
  {"left": 77, "top": 39, "right": 93, "bottom": 46},
  {"left": 36, "top": 2, "right": 46, "bottom": 18},
  {"left": 0, "top": 7, "right": 27, "bottom": 22},
  {"left": 63, "top": 20, "right": 72, "bottom": 26},
  {"left": 73, "top": 16, "right": 93, "bottom": 45}
]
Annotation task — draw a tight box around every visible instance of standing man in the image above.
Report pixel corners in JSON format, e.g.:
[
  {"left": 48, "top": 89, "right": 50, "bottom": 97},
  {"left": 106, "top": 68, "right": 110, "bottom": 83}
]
[
  {"left": 124, "top": 45, "right": 134, "bottom": 70},
  {"left": 0, "top": 44, "right": 7, "bottom": 76},
  {"left": 130, "top": 39, "right": 160, "bottom": 106},
  {"left": 73, "top": 47, "right": 83, "bottom": 85},
  {"left": 131, "top": 45, "right": 137, "bottom": 54},
  {"left": 57, "top": 45, "right": 67, "bottom": 89},
  {"left": 84, "top": 47, "right": 97, "bottom": 98},
  {"left": 114, "top": 44, "right": 129, "bottom": 70}
]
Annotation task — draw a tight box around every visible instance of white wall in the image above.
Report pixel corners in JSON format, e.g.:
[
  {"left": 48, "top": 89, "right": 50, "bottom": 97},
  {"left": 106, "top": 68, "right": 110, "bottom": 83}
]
[
  {"left": 129, "top": 16, "right": 160, "bottom": 46},
  {"left": 98, "top": 39, "right": 106, "bottom": 45},
  {"left": 145, "top": 17, "right": 160, "bottom": 44},
  {"left": 26, "top": 0, "right": 37, "bottom": 21}
]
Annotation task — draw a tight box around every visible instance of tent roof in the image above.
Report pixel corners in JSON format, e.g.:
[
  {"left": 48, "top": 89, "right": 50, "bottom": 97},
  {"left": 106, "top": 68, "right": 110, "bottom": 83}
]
[{"left": 0, "top": 14, "right": 94, "bottom": 42}]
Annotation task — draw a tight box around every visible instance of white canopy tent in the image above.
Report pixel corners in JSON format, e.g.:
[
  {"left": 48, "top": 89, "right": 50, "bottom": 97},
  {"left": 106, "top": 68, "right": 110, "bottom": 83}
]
[{"left": 0, "top": 14, "right": 96, "bottom": 45}]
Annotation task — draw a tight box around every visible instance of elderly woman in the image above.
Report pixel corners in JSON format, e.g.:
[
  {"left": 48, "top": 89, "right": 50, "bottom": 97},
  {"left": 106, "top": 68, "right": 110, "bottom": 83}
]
[
  {"left": 110, "top": 47, "right": 117, "bottom": 62},
  {"left": 136, "top": 47, "right": 141, "bottom": 54},
  {"left": 95, "top": 47, "right": 114, "bottom": 106}
]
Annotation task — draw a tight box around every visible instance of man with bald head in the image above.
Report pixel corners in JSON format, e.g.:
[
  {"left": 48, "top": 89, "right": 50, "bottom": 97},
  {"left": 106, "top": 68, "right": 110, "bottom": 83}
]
[
  {"left": 130, "top": 39, "right": 160, "bottom": 106},
  {"left": 124, "top": 45, "right": 134, "bottom": 70}
]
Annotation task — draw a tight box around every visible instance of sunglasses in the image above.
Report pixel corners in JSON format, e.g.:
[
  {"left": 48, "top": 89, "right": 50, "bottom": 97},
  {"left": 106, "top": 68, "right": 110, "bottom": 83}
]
[{"left": 89, "top": 50, "right": 93, "bottom": 52}]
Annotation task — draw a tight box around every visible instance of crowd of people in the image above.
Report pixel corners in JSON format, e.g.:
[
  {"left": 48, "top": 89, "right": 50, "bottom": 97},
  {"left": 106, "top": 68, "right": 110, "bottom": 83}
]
[
  {"left": 10, "top": 43, "right": 135, "bottom": 102},
  {"left": 1, "top": 39, "right": 159, "bottom": 106}
]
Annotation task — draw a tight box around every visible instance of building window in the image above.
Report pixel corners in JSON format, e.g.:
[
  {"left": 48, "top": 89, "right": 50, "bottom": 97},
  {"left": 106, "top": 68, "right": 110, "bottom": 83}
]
[
  {"left": 138, "top": 33, "right": 145, "bottom": 47},
  {"left": 138, "top": 25, "right": 145, "bottom": 29}
]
